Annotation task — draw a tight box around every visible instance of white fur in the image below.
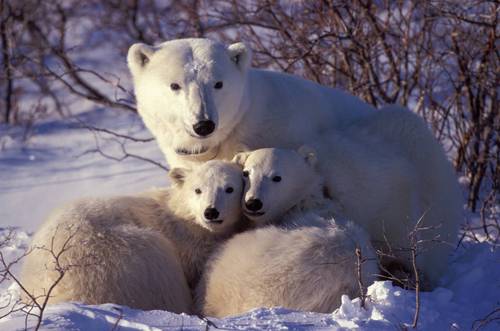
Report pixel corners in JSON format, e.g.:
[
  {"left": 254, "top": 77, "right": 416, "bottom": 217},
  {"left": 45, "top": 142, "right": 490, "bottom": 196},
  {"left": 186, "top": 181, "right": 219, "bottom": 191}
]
[
  {"left": 232, "top": 147, "right": 341, "bottom": 226},
  {"left": 196, "top": 216, "right": 378, "bottom": 317},
  {"left": 312, "top": 106, "right": 463, "bottom": 286},
  {"left": 127, "top": 38, "right": 461, "bottom": 286},
  {"left": 20, "top": 196, "right": 192, "bottom": 312},
  {"left": 196, "top": 148, "right": 376, "bottom": 317},
  {"left": 127, "top": 38, "right": 373, "bottom": 168},
  {"left": 21, "top": 160, "right": 246, "bottom": 311},
  {"left": 159, "top": 160, "right": 247, "bottom": 287}
]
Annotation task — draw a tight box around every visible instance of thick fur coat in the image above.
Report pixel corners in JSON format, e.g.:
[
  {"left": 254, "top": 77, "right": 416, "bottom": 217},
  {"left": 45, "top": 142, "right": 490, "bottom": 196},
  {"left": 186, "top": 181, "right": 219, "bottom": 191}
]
[
  {"left": 127, "top": 38, "right": 373, "bottom": 168},
  {"left": 21, "top": 160, "right": 246, "bottom": 312},
  {"left": 313, "top": 106, "right": 463, "bottom": 285},
  {"left": 196, "top": 148, "right": 377, "bottom": 317},
  {"left": 197, "top": 216, "right": 377, "bottom": 317},
  {"left": 127, "top": 39, "right": 462, "bottom": 286},
  {"left": 20, "top": 195, "right": 192, "bottom": 312}
]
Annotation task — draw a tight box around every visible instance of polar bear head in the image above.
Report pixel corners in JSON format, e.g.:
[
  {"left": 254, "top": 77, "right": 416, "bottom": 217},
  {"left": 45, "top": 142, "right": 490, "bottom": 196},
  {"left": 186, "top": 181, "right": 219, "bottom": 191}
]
[
  {"left": 169, "top": 160, "right": 244, "bottom": 233},
  {"left": 128, "top": 38, "right": 251, "bottom": 164},
  {"left": 232, "top": 147, "right": 321, "bottom": 226}
]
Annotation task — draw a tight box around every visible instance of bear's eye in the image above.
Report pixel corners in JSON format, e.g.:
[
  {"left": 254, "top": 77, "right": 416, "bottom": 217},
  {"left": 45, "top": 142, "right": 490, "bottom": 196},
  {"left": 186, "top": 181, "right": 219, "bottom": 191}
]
[
  {"left": 214, "top": 81, "right": 223, "bottom": 89},
  {"left": 170, "top": 83, "right": 181, "bottom": 91},
  {"left": 195, "top": 188, "right": 202, "bottom": 194},
  {"left": 225, "top": 187, "right": 234, "bottom": 194},
  {"left": 242, "top": 171, "right": 249, "bottom": 178},
  {"left": 272, "top": 176, "right": 282, "bottom": 183}
]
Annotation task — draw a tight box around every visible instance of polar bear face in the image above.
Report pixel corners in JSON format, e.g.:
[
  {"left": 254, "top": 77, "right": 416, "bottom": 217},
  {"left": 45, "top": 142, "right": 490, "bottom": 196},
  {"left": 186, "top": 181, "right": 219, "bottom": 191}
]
[
  {"left": 232, "top": 147, "right": 319, "bottom": 226},
  {"left": 169, "top": 160, "right": 244, "bottom": 233},
  {"left": 128, "top": 38, "right": 251, "bottom": 163}
]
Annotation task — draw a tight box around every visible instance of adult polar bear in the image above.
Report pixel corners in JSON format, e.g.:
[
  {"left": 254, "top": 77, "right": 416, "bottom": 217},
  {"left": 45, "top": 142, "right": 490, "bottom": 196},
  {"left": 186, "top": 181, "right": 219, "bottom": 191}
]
[
  {"left": 128, "top": 38, "right": 462, "bottom": 286},
  {"left": 127, "top": 38, "right": 373, "bottom": 168}
]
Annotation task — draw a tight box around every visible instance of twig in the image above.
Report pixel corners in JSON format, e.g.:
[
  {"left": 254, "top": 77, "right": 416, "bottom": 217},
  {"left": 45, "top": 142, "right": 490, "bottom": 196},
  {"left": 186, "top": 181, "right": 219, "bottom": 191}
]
[{"left": 355, "top": 247, "right": 367, "bottom": 309}]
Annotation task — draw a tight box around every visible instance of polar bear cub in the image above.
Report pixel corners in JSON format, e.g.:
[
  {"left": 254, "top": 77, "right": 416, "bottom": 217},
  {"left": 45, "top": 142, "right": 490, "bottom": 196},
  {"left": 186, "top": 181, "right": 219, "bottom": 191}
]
[
  {"left": 197, "top": 217, "right": 378, "bottom": 317},
  {"left": 232, "top": 147, "right": 341, "bottom": 226},
  {"left": 159, "top": 160, "right": 247, "bottom": 288},
  {"left": 196, "top": 148, "right": 377, "bottom": 317},
  {"left": 21, "top": 160, "right": 245, "bottom": 312}
]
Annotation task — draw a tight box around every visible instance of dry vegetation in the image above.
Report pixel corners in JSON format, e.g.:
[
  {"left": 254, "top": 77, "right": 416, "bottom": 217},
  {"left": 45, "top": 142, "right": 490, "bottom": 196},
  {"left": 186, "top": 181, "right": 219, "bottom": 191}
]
[
  {"left": 0, "top": 226, "right": 85, "bottom": 330},
  {"left": 1, "top": 0, "right": 498, "bottom": 253}
]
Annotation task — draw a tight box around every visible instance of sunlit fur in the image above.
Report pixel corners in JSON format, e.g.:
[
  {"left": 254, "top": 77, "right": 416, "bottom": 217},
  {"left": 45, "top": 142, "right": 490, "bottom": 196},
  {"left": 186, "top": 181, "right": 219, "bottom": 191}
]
[
  {"left": 128, "top": 38, "right": 462, "bottom": 287},
  {"left": 128, "top": 38, "right": 373, "bottom": 168},
  {"left": 129, "top": 39, "right": 250, "bottom": 167},
  {"left": 20, "top": 161, "right": 247, "bottom": 311},
  {"left": 311, "top": 105, "right": 463, "bottom": 286},
  {"left": 20, "top": 196, "right": 192, "bottom": 313},
  {"left": 196, "top": 213, "right": 377, "bottom": 317},
  {"left": 194, "top": 148, "right": 378, "bottom": 317},
  {"left": 233, "top": 147, "right": 340, "bottom": 226}
]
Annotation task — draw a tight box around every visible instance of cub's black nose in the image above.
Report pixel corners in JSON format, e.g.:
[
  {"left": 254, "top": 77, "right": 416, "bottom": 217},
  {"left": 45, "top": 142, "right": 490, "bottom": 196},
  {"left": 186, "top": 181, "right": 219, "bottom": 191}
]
[
  {"left": 193, "top": 120, "right": 215, "bottom": 137},
  {"left": 204, "top": 207, "right": 219, "bottom": 220},
  {"left": 245, "top": 198, "right": 263, "bottom": 211}
]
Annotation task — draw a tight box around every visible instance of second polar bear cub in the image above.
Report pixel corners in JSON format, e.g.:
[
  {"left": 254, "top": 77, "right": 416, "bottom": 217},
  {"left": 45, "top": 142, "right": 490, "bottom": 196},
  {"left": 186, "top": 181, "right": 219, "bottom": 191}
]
[
  {"left": 234, "top": 147, "right": 341, "bottom": 226},
  {"left": 196, "top": 148, "right": 377, "bottom": 317}
]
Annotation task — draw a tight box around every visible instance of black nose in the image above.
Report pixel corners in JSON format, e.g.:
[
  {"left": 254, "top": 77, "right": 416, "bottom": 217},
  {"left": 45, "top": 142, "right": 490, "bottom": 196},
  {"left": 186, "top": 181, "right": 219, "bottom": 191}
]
[
  {"left": 245, "top": 198, "right": 263, "bottom": 211},
  {"left": 204, "top": 207, "right": 219, "bottom": 220},
  {"left": 193, "top": 120, "right": 215, "bottom": 137}
]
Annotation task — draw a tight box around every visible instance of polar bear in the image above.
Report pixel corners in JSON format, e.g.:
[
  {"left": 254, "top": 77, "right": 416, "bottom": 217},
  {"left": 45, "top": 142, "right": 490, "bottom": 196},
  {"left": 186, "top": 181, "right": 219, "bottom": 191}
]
[
  {"left": 310, "top": 106, "right": 463, "bottom": 286},
  {"left": 127, "top": 38, "right": 461, "bottom": 286},
  {"left": 20, "top": 196, "right": 192, "bottom": 313},
  {"left": 20, "top": 160, "right": 245, "bottom": 312},
  {"left": 158, "top": 160, "right": 248, "bottom": 288},
  {"left": 231, "top": 147, "right": 341, "bottom": 227},
  {"left": 197, "top": 218, "right": 378, "bottom": 317},
  {"left": 231, "top": 145, "right": 460, "bottom": 287},
  {"left": 195, "top": 148, "right": 377, "bottom": 317},
  {"left": 127, "top": 38, "right": 374, "bottom": 168}
]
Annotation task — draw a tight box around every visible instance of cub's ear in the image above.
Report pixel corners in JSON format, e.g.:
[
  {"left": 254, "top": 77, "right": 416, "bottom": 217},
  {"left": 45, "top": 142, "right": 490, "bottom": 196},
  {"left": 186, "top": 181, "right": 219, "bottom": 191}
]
[
  {"left": 298, "top": 145, "right": 317, "bottom": 167},
  {"left": 127, "top": 43, "right": 155, "bottom": 77},
  {"left": 169, "top": 167, "right": 190, "bottom": 186},
  {"left": 227, "top": 42, "right": 252, "bottom": 71},
  {"left": 231, "top": 151, "right": 251, "bottom": 167}
]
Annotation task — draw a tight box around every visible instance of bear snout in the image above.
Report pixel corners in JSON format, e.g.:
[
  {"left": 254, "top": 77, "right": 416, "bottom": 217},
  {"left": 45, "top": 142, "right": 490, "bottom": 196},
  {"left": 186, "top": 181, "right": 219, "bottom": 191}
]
[
  {"left": 193, "top": 120, "right": 215, "bottom": 137},
  {"left": 204, "top": 207, "right": 220, "bottom": 221},
  {"left": 245, "top": 198, "right": 263, "bottom": 212}
]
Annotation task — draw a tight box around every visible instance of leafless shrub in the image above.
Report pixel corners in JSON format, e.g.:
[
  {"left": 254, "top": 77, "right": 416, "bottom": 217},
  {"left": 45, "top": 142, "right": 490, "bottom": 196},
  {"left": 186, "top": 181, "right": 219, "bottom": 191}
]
[
  {"left": 0, "top": 226, "right": 89, "bottom": 330},
  {"left": 473, "top": 307, "right": 500, "bottom": 331},
  {"left": 1, "top": 0, "right": 497, "bottom": 221},
  {"left": 374, "top": 214, "right": 454, "bottom": 329},
  {"left": 80, "top": 122, "right": 168, "bottom": 171},
  {"left": 354, "top": 247, "right": 368, "bottom": 309}
]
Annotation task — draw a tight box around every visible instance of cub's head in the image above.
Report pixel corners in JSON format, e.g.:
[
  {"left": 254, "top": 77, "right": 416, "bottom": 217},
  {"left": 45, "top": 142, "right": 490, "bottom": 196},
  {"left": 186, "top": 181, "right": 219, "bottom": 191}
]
[
  {"left": 233, "top": 147, "right": 319, "bottom": 226},
  {"left": 128, "top": 38, "right": 251, "bottom": 162},
  {"left": 169, "top": 160, "right": 244, "bottom": 233}
]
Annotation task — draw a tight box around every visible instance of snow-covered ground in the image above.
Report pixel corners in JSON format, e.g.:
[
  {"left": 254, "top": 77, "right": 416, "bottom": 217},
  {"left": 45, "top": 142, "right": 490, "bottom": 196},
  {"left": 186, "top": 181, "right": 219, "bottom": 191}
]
[{"left": 1, "top": 109, "right": 499, "bottom": 330}]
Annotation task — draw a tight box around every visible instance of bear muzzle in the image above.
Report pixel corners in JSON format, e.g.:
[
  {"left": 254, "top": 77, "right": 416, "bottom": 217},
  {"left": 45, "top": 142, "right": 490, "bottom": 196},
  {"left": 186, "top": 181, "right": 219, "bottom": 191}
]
[
  {"left": 193, "top": 120, "right": 216, "bottom": 137},
  {"left": 244, "top": 198, "right": 265, "bottom": 217},
  {"left": 204, "top": 207, "right": 223, "bottom": 224}
]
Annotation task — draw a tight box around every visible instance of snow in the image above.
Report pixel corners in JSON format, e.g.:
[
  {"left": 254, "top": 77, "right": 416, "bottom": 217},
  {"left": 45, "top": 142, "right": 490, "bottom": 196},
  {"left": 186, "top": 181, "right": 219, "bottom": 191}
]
[
  {"left": 0, "top": 108, "right": 166, "bottom": 231},
  {"left": 1, "top": 109, "right": 499, "bottom": 330}
]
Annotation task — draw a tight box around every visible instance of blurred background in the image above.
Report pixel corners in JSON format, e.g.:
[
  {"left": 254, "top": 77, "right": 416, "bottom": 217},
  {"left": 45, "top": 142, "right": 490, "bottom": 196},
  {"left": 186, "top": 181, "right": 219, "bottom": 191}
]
[{"left": 0, "top": 0, "right": 498, "bottom": 231}]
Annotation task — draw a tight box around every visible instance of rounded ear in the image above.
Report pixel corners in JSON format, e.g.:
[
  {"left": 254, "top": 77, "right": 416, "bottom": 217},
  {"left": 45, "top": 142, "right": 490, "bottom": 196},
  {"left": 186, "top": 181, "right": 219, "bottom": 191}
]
[
  {"left": 298, "top": 145, "right": 317, "bottom": 167},
  {"left": 168, "top": 167, "right": 189, "bottom": 186},
  {"left": 231, "top": 151, "right": 250, "bottom": 167},
  {"left": 127, "top": 43, "right": 155, "bottom": 78},
  {"left": 227, "top": 42, "right": 252, "bottom": 71}
]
